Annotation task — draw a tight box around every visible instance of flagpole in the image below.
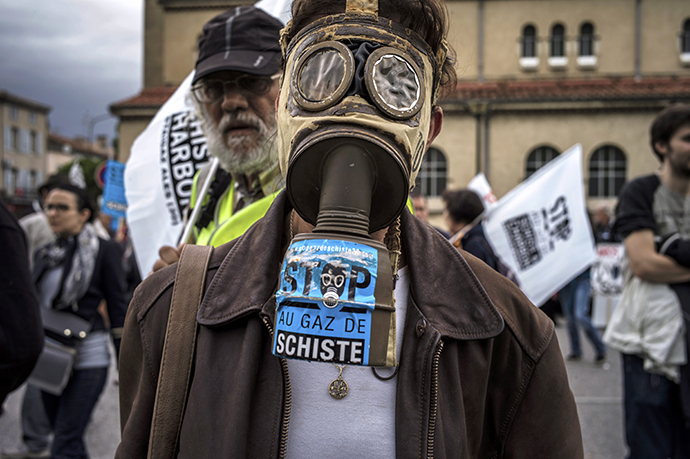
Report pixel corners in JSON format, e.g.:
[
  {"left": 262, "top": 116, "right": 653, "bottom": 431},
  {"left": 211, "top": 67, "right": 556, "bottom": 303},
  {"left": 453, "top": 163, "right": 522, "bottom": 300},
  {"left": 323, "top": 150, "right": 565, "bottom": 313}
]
[{"left": 177, "top": 156, "right": 220, "bottom": 245}]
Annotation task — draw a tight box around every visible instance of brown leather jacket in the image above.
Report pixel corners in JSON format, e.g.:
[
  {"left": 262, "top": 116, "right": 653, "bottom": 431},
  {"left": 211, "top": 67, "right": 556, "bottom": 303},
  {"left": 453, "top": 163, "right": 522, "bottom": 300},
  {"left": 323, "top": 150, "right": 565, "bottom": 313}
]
[{"left": 116, "top": 192, "right": 583, "bottom": 458}]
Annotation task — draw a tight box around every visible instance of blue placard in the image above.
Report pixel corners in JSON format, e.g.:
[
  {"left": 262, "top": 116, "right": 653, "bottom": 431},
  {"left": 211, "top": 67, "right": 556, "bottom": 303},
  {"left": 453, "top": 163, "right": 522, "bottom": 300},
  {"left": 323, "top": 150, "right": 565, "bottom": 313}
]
[
  {"left": 101, "top": 160, "right": 127, "bottom": 219},
  {"left": 274, "top": 238, "right": 379, "bottom": 365}
]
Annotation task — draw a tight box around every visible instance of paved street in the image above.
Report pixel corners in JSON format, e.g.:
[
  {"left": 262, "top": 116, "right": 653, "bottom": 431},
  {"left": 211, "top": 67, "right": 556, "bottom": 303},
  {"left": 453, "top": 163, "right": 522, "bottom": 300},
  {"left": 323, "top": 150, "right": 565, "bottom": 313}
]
[{"left": 0, "top": 323, "right": 627, "bottom": 458}]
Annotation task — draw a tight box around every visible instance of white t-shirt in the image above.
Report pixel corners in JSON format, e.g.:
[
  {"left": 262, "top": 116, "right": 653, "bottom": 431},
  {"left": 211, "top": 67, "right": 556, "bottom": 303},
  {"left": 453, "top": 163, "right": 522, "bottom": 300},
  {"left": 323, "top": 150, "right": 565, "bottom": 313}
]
[{"left": 285, "top": 266, "right": 409, "bottom": 458}]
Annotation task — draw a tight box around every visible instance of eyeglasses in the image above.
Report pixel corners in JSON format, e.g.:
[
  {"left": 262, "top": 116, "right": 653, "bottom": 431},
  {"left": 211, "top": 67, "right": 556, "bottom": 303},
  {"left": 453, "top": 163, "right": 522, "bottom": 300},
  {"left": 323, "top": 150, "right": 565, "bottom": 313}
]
[
  {"left": 191, "top": 74, "right": 280, "bottom": 104},
  {"left": 46, "top": 203, "right": 76, "bottom": 213}
]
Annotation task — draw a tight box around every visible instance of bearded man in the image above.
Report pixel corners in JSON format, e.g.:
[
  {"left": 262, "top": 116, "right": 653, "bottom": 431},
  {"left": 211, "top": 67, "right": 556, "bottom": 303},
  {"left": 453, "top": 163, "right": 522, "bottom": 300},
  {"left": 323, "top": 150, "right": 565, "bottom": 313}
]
[{"left": 153, "top": 6, "right": 283, "bottom": 270}]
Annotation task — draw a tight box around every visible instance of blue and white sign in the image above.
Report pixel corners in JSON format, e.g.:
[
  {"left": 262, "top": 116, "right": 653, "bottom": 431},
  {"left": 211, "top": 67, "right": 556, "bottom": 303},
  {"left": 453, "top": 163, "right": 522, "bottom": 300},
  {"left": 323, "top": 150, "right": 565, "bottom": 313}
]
[
  {"left": 101, "top": 160, "right": 127, "bottom": 219},
  {"left": 273, "top": 238, "right": 379, "bottom": 365}
]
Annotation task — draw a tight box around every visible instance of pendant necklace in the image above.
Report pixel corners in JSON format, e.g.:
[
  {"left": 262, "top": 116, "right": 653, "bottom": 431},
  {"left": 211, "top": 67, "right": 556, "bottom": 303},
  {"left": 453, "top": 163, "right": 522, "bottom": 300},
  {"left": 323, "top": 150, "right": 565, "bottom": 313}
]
[{"left": 328, "top": 364, "right": 349, "bottom": 399}]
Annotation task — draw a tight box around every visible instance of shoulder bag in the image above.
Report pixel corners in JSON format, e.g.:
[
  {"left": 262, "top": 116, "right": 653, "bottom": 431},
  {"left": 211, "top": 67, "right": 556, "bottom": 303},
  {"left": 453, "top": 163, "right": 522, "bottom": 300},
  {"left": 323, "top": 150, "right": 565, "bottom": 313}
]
[{"left": 147, "top": 244, "right": 214, "bottom": 459}]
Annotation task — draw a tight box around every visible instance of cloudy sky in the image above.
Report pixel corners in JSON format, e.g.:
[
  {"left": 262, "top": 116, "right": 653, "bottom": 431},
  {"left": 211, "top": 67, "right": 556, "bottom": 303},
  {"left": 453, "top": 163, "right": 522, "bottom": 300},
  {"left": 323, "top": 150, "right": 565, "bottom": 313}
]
[{"left": 0, "top": 0, "right": 142, "bottom": 145}]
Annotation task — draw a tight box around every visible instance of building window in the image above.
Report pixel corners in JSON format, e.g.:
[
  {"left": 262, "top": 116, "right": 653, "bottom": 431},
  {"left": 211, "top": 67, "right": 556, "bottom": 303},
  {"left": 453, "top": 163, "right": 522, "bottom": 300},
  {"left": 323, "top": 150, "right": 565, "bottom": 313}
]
[
  {"left": 4, "top": 168, "right": 16, "bottom": 195},
  {"left": 29, "top": 111, "right": 37, "bottom": 124},
  {"left": 588, "top": 145, "right": 626, "bottom": 197},
  {"left": 30, "top": 131, "right": 38, "bottom": 154},
  {"left": 526, "top": 146, "right": 559, "bottom": 178},
  {"left": 550, "top": 24, "right": 565, "bottom": 57},
  {"left": 579, "top": 23, "right": 595, "bottom": 56},
  {"left": 522, "top": 25, "right": 537, "bottom": 58},
  {"left": 681, "top": 19, "right": 690, "bottom": 66},
  {"left": 10, "top": 127, "right": 19, "bottom": 151},
  {"left": 418, "top": 147, "right": 447, "bottom": 197},
  {"left": 9, "top": 106, "right": 18, "bottom": 120}
]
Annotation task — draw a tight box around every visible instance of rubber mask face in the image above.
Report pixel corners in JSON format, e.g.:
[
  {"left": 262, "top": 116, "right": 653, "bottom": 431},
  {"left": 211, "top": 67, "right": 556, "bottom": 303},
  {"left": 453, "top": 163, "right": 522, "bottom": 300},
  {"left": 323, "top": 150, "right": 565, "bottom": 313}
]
[{"left": 277, "top": 13, "right": 440, "bottom": 230}]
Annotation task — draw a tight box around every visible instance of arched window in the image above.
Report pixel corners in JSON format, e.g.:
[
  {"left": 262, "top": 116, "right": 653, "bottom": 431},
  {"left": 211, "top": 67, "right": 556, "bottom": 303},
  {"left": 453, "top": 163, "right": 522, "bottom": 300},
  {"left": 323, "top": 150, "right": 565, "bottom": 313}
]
[
  {"left": 550, "top": 24, "right": 565, "bottom": 57},
  {"left": 588, "top": 145, "right": 627, "bottom": 197},
  {"left": 579, "top": 22, "right": 594, "bottom": 56},
  {"left": 682, "top": 19, "right": 690, "bottom": 54},
  {"left": 418, "top": 147, "right": 447, "bottom": 197},
  {"left": 526, "top": 146, "right": 559, "bottom": 178},
  {"left": 522, "top": 25, "right": 537, "bottom": 58}
]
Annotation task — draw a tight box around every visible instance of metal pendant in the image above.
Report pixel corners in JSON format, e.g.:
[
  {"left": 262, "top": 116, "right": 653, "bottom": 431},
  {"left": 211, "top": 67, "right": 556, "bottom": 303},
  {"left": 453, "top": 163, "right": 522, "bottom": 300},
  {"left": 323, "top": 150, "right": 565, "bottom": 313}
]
[{"left": 328, "top": 364, "right": 349, "bottom": 399}]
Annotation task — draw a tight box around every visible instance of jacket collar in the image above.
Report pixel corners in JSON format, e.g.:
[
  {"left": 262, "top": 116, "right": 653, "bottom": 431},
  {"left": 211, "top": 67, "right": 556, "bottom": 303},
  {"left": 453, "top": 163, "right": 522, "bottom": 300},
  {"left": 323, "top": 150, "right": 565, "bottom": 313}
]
[{"left": 198, "top": 191, "right": 503, "bottom": 340}]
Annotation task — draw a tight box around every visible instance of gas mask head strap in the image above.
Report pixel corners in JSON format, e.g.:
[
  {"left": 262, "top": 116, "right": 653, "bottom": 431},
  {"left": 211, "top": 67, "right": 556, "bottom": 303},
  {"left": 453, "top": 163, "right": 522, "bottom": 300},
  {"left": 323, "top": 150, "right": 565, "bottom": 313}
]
[{"left": 346, "top": 0, "right": 378, "bottom": 15}]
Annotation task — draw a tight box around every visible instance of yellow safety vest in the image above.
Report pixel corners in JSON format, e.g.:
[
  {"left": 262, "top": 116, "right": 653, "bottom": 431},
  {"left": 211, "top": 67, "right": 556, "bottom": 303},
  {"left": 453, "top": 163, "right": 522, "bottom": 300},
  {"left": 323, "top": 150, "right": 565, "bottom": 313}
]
[
  {"left": 190, "top": 169, "right": 415, "bottom": 247},
  {"left": 190, "top": 171, "right": 280, "bottom": 247}
]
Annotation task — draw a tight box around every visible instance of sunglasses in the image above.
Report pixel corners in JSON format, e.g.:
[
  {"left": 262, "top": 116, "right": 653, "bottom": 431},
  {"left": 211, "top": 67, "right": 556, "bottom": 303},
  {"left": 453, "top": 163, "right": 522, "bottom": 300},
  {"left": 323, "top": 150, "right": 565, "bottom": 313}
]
[{"left": 46, "top": 203, "right": 77, "bottom": 213}]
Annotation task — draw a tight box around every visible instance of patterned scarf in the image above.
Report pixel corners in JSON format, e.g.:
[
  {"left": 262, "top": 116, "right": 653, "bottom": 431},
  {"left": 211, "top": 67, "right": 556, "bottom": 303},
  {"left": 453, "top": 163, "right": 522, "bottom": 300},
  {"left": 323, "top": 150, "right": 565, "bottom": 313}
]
[{"left": 37, "top": 222, "right": 100, "bottom": 310}]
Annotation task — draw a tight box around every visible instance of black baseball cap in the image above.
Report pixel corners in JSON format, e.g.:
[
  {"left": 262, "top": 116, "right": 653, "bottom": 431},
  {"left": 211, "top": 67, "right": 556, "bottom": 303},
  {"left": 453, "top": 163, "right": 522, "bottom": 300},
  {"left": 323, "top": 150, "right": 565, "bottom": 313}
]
[{"left": 193, "top": 6, "right": 283, "bottom": 84}]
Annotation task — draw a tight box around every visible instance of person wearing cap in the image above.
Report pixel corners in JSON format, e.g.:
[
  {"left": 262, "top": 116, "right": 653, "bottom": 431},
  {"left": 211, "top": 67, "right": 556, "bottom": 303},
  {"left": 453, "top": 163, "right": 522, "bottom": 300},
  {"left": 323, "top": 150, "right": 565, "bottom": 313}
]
[
  {"left": 117, "top": 0, "right": 583, "bottom": 457},
  {"left": 152, "top": 6, "right": 284, "bottom": 271}
]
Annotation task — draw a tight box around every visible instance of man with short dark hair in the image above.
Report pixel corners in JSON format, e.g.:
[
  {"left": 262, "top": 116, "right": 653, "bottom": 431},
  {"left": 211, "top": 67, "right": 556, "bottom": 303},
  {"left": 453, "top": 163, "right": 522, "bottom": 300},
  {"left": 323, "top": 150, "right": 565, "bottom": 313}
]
[
  {"left": 117, "top": 1, "right": 582, "bottom": 457},
  {"left": 442, "top": 188, "right": 498, "bottom": 269},
  {"left": 606, "top": 104, "right": 690, "bottom": 458}
]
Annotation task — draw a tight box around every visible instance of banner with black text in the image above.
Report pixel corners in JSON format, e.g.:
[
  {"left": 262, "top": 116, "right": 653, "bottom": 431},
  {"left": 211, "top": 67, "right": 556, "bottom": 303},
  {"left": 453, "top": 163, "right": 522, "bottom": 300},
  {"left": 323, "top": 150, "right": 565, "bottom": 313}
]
[{"left": 481, "top": 144, "right": 596, "bottom": 306}]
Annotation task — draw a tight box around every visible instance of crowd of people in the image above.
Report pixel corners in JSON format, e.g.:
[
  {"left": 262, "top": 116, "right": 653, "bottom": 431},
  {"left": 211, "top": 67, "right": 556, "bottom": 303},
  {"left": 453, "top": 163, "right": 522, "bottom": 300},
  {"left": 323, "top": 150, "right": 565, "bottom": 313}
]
[{"left": 1, "top": 1, "right": 690, "bottom": 458}]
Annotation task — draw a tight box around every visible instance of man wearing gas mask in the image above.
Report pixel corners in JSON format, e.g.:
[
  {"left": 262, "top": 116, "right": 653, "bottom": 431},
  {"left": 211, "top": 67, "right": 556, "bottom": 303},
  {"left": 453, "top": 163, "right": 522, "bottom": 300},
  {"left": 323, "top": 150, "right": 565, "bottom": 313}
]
[
  {"left": 152, "top": 6, "right": 284, "bottom": 271},
  {"left": 117, "top": 0, "right": 583, "bottom": 457}
]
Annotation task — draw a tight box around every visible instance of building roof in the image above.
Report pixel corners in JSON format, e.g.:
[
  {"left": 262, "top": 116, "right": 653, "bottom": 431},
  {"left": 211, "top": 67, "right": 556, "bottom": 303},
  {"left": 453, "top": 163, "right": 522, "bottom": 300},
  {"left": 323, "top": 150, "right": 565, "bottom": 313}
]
[
  {"left": 48, "top": 132, "right": 111, "bottom": 159},
  {"left": 109, "top": 76, "right": 690, "bottom": 114},
  {"left": 110, "top": 86, "right": 177, "bottom": 110},
  {"left": 0, "top": 89, "right": 51, "bottom": 112},
  {"left": 447, "top": 76, "right": 690, "bottom": 105}
]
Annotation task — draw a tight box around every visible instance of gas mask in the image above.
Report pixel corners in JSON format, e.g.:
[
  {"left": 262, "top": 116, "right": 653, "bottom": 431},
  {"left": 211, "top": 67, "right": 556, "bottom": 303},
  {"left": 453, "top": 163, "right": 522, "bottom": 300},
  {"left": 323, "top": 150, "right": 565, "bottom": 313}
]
[{"left": 272, "top": 2, "right": 446, "bottom": 368}]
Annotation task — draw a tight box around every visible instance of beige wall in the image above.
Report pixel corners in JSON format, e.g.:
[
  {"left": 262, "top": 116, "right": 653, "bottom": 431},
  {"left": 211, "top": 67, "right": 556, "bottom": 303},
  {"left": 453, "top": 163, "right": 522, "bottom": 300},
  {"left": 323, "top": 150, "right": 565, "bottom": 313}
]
[
  {"left": 484, "top": 110, "right": 659, "bottom": 198},
  {"left": 117, "top": 118, "right": 156, "bottom": 163},
  {"left": 447, "top": 1, "right": 479, "bottom": 80},
  {"left": 163, "top": 9, "right": 226, "bottom": 85},
  {"left": 430, "top": 113, "right": 478, "bottom": 189},
  {"left": 427, "top": 107, "right": 665, "bottom": 228},
  {"left": 482, "top": 0, "right": 635, "bottom": 79},
  {"left": 640, "top": 0, "right": 690, "bottom": 74}
]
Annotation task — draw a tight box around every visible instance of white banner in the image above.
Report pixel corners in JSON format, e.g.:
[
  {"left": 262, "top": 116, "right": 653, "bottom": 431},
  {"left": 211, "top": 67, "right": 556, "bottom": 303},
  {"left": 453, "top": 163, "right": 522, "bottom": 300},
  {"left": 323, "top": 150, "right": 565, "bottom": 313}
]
[
  {"left": 125, "top": 71, "right": 210, "bottom": 275},
  {"left": 482, "top": 144, "right": 596, "bottom": 306},
  {"left": 467, "top": 172, "right": 498, "bottom": 212},
  {"left": 255, "top": 0, "right": 292, "bottom": 24}
]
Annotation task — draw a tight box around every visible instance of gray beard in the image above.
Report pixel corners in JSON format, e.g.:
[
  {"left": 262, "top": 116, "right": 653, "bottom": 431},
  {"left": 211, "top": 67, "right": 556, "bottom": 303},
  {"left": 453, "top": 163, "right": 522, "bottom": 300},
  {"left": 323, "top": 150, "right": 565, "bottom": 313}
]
[{"left": 192, "top": 95, "right": 278, "bottom": 175}]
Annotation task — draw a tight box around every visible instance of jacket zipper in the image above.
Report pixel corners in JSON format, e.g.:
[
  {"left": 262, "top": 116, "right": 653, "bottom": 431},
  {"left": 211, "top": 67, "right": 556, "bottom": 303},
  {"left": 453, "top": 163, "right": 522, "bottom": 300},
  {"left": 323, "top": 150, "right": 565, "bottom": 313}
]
[
  {"left": 427, "top": 340, "right": 444, "bottom": 458},
  {"left": 262, "top": 315, "right": 291, "bottom": 459}
]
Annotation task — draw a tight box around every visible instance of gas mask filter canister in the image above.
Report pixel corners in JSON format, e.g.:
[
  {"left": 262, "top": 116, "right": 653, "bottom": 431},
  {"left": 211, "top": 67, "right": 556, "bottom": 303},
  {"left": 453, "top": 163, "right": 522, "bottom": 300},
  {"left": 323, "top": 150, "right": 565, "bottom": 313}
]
[{"left": 272, "top": 6, "right": 446, "bottom": 368}]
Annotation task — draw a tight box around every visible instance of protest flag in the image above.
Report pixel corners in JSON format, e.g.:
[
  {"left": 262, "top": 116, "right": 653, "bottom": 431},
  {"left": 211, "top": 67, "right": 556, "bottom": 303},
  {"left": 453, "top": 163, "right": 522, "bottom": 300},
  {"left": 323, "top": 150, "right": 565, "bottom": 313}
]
[
  {"left": 480, "top": 144, "right": 597, "bottom": 306},
  {"left": 124, "top": 71, "right": 209, "bottom": 275},
  {"left": 467, "top": 172, "right": 498, "bottom": 212}
]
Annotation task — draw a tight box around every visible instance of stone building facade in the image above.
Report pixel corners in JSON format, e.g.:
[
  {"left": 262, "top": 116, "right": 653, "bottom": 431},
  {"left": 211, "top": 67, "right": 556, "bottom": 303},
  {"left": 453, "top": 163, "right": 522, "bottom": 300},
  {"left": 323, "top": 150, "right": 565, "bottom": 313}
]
[{"left": 111, "top": 0, "right": 690, "bottom": 222}]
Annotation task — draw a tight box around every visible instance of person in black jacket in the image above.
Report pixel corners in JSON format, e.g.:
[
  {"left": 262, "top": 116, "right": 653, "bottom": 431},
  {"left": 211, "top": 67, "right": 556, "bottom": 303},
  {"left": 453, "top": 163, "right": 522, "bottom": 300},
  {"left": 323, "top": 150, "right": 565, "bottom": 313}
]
[
  {"left": 0, "top": 201, "right": 43, "bottom": 408},
  {"left": 443, "top": 188, "right": 498, "bottom": 269}
]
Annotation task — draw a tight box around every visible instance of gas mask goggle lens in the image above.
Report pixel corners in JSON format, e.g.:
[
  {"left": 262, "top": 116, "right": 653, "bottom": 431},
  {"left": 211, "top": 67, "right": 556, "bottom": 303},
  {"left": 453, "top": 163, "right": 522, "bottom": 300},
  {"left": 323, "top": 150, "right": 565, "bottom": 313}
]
[{"left": 292, "top": 41, "right": 424, "bottom": 120}]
